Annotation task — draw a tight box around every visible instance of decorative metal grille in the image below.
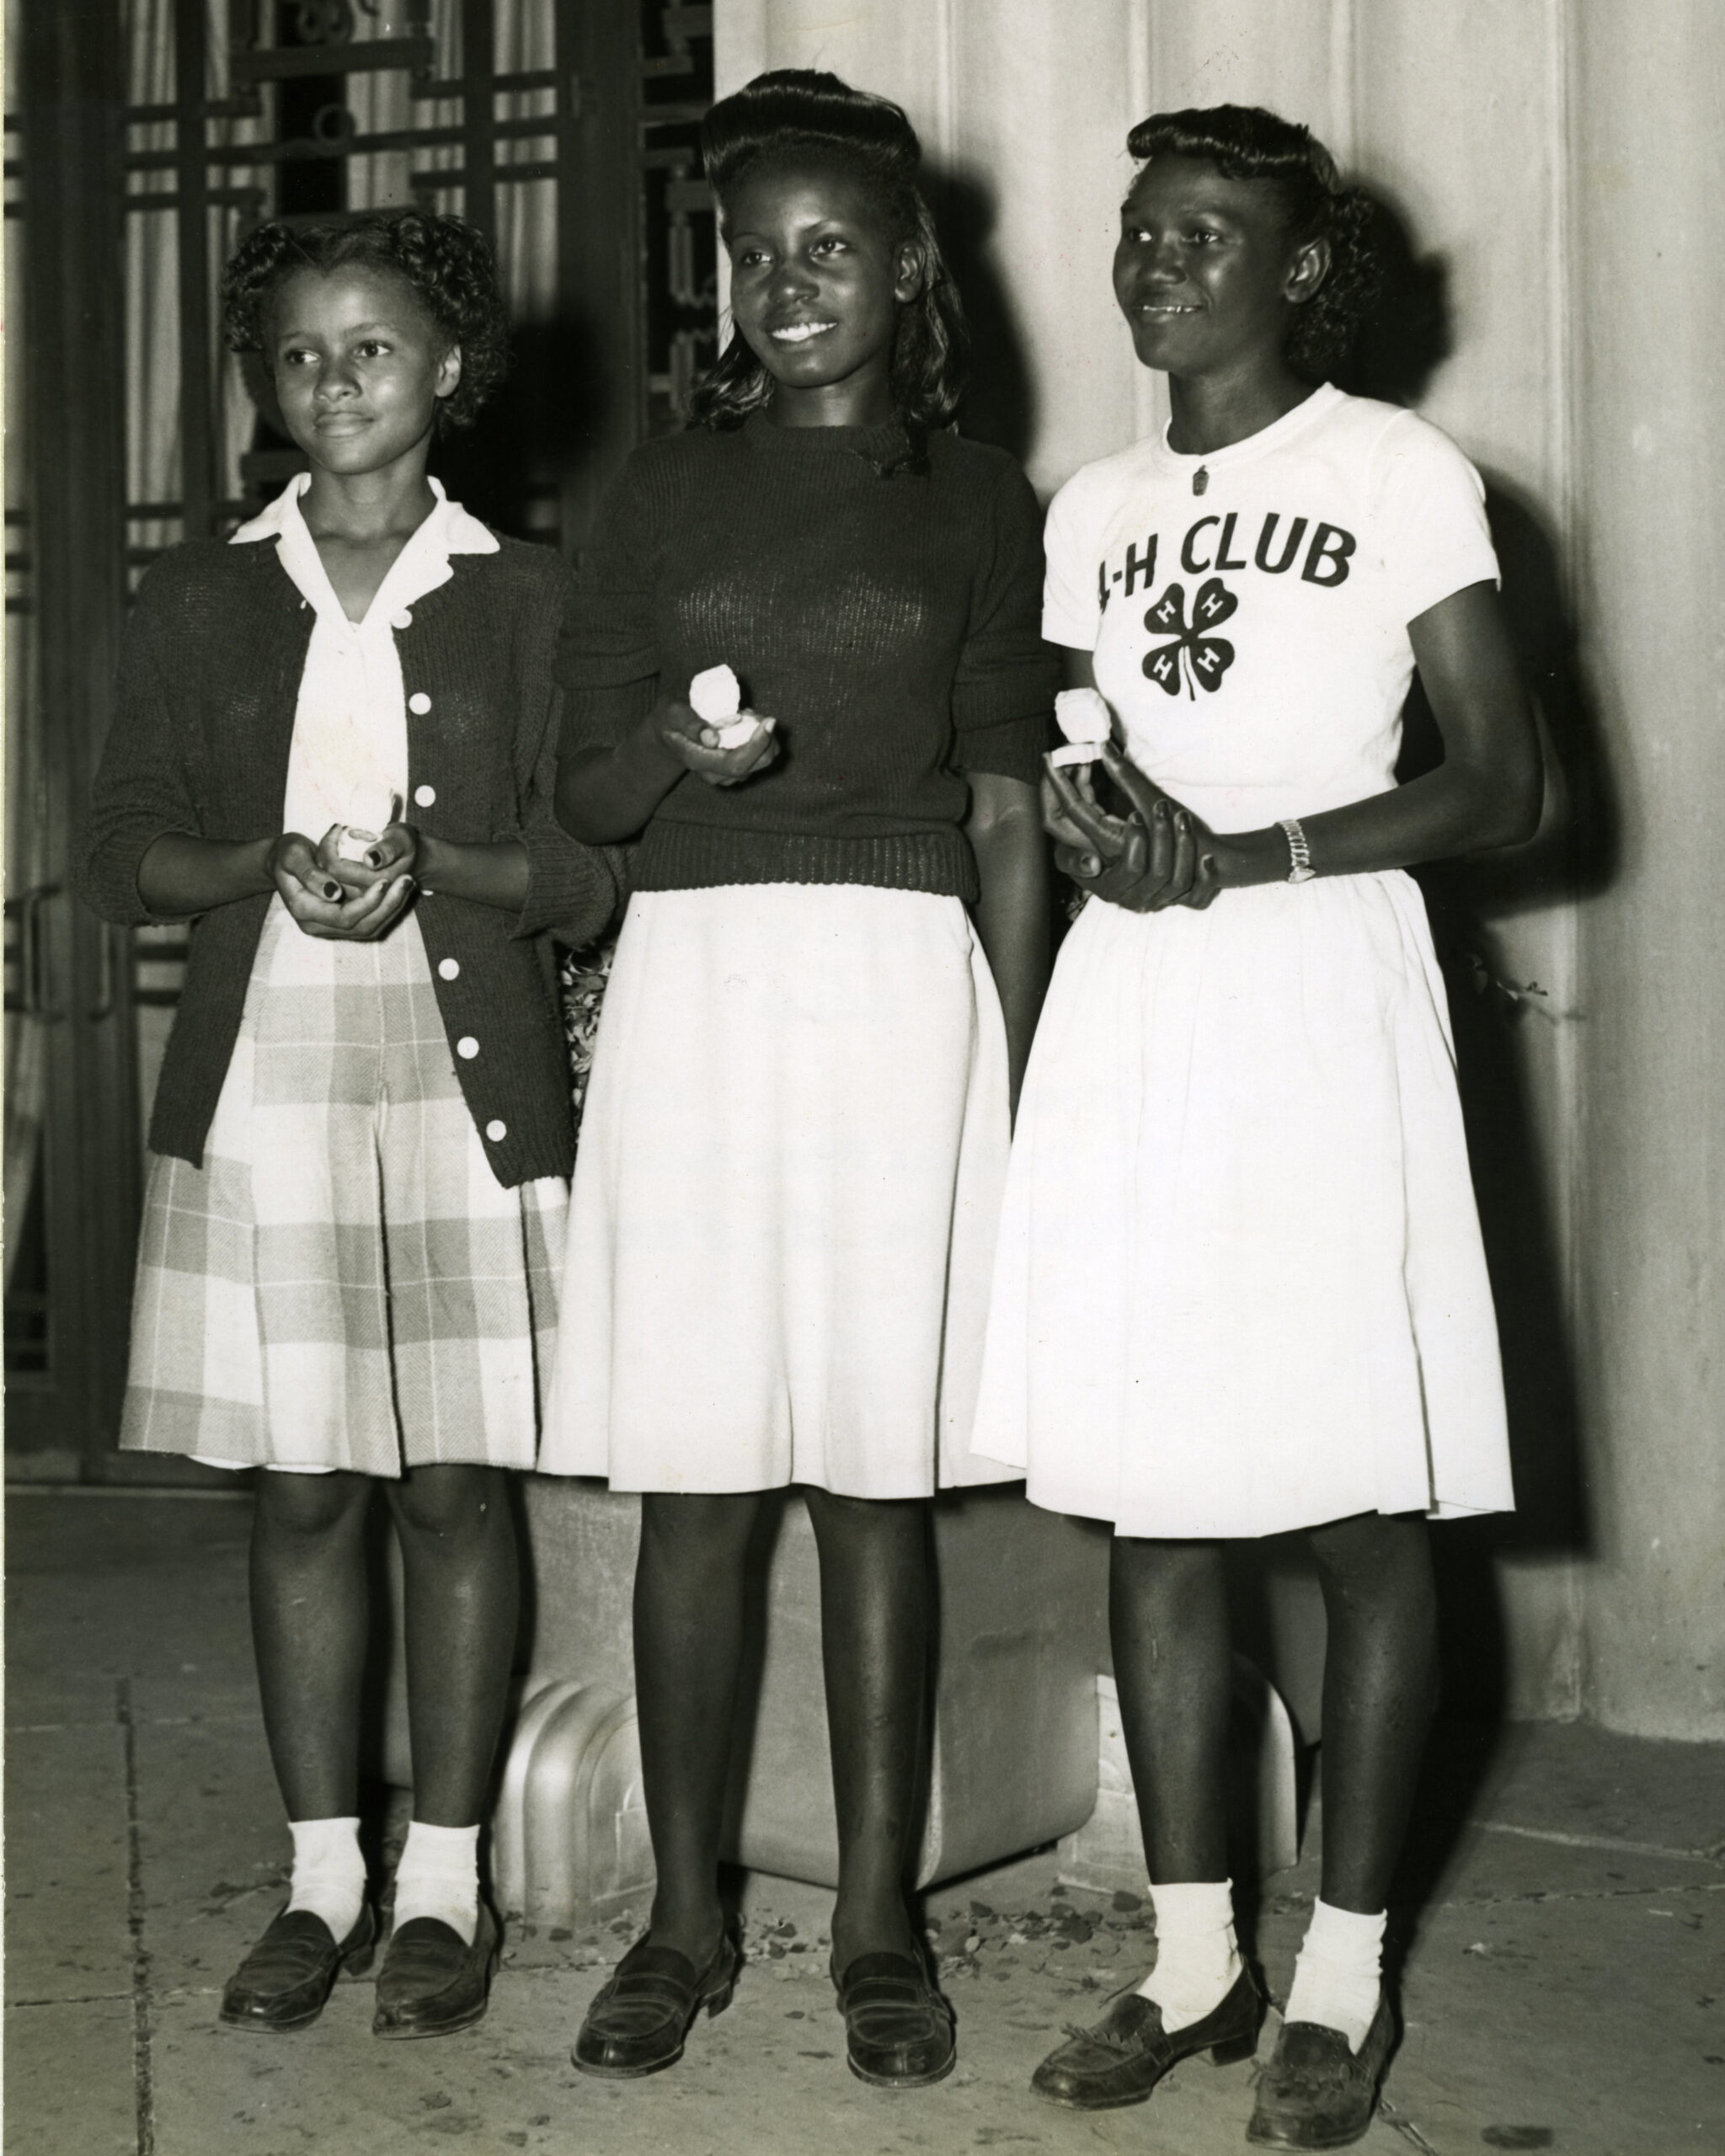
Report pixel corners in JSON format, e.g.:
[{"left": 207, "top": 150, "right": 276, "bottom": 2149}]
[
  {"left": 106, "top": 0, "right": 715, "bottom": 1063},
  {"left": 119, "top": 1, "right": 716, "bottom": 563}
]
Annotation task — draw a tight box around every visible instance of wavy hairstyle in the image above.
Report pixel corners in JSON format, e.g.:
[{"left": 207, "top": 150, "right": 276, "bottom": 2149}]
[
  {"left": 220, "top": 208, "right": 509, "bottom": 434},
  {"left": 1125, "top": 105, "right": 1381, "bottom": 381},
  {"left": 691, "top": 69, "right": 968, "bottom": 470}
]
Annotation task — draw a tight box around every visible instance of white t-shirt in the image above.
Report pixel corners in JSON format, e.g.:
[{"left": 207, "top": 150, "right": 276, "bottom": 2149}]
[{"left": 1042, "top": 383, "right": 1498, "bottom": 832}]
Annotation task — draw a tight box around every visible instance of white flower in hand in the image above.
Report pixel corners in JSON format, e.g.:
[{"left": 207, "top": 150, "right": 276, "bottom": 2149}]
[
  {"left": 1050, "top": 686, "right": 1113, "bottom": 767},
  {"left": 689, "top": 663, "right": 761, "bottom": 750}
]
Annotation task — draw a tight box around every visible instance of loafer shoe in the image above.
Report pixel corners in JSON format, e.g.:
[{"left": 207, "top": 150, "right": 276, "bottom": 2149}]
[
  {"left": 371, "top": 1903, "right": 499, "bottom": 2039},
  {"left": 1247, "top": 1992, "right": 1397, "bottom": 2148},
  {"left": 1031, "top": 1966, "right": 1261, "bottom": 2109},
  {"left": 219, "top": 1904, "right": 377, "bottom": 2032},
  {"left": 573, "top": 1928, "right": 739, "bottom": 2079},
  {"left": 832, "top": 1948, "right": 956, "bottom": 2089}
]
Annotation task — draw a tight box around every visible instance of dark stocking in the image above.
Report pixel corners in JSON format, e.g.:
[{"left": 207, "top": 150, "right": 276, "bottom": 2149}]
[
  {"left": 249, "top": 1470, "right": 375, "bottom": 1820},
  {"left": 632, "top": 1491, "right": 764, "bottom": 1965},
  {"left": 804, "top": 1490, "right": 930, "bottom": 1970},
  {"left": 1108, "top": 1535, "right": 1232, "bottom": 1881},
  {"left": 382, "top": 1462, "right": 520, "bottom": 1826},
  {"left": 1305, "top": 1509, "right": 1439, "bottom": 1912}
]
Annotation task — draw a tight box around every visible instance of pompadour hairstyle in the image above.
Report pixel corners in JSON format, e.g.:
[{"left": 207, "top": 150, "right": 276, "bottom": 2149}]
[
  {"left": 691, "top": 69, "right": 969, "bottom": 471},
  {"left": 1126, "top": 104, "right": 1381, "bottom": 380}
]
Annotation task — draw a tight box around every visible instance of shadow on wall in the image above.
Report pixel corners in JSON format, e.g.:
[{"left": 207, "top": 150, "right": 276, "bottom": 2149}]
[
  {"left": 431, "top": 311, "right": 618, "bottom": 541},
  {"left": 239, "top": 307, "right": 622, "bottom": 546},
  {"left": 929, "top": 161, "right": 1038, "bottom": 465},
  {"left": 1346, "top": 189, "right": 1614, "bottom": 1720}
]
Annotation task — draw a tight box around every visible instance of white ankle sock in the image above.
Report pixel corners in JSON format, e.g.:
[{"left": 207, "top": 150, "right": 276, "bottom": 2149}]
[
  {"left": 284, "top": 1816, "right": 366, "bottom": 1942},
  {"left": 1135, "top": 1879, "right": 1243, "bottom": 2033},
  {"left": 1283, "top": 1899, "right": 1385, "bottom": 2052},
  {"left": 391, "top": 1822, "right": 480, "bottom": 1945}
]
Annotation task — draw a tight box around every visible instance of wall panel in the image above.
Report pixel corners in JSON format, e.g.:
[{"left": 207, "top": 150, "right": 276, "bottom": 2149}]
[{"left": 1567, "top": 0, "right": 1725, "bottom": 1738}]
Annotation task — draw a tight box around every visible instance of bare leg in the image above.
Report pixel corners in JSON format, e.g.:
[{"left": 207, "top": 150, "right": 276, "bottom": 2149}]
[
  {"left": 804, "top": 1489, "right": 930, "bottom": 1971},
  {"left": 632, "top": 1491, "right": 764, "bottom": 1965},
  {"left": 249, "top": 1470, "right": 375, "bottom": 1820},
  {"left": 382, "top": 1462, "right": 520, "bottom": 1827},
  {"left": 1305, "top": 1509, "right": 1439, "bottom": 1913},
  {"left": 1109, "top": 1535, "right": 1232, "bottom": 1881}
]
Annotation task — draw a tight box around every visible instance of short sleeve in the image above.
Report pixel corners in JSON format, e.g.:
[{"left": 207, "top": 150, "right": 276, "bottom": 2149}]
[
  {"left": 1041, "top": 467, "right": 1103, "bottom": 650},
  {"left": 949, "top": 458, "right": 1058, "bottom": 784},
  {"left": 1370, "top": 412, "right": 1499, "bottom": 625}
]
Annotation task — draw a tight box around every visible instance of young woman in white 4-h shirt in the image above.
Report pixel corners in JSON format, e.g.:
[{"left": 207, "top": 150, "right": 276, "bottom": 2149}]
[{"left": 971, "top": 104, "right": 1540, "bottom": 2150}]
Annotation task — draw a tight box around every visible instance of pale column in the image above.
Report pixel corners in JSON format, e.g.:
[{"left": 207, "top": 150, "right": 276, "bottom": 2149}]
[
  {"left": 945, "top": 0, "right": 1145, "bottom": 492},
  {"left": 1567, "top": 0, "right": 1725, "bottom": 1739},
  {"left": 1353, "top": 0, "right": 1583, "bottom": 1721}
]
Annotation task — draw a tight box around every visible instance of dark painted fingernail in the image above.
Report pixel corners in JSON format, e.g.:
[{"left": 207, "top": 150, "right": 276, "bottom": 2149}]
[
  {"left": 365, "top": 849, "right": 382, "bottom": 867},
  {"left": 323, "top": 881, "right": 343, "bottom": 899}
]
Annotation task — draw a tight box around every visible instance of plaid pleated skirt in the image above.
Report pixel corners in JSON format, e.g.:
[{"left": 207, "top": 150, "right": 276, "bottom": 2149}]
[{"left": 119, "top": 901, "right": 568, "bottom": 1476}]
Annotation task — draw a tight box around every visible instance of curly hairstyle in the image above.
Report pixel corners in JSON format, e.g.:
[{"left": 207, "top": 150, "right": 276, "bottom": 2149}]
[
  {"left": 220, "top": 208, "right": 510, "bottom": 433},
  {"left": 1125, "top": 105, "right": 1381, "bottom": 381},
  {"left": 690, "top": 70, "right": 968, "bottom": 472}
]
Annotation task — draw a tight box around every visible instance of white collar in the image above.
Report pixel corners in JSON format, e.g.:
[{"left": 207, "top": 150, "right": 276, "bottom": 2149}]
[
  {"left": 232, "top": 471, "right": 498, "bottom": 554},
  {"left": 231, "top": 472, "right": 499, "bottom": 626}
]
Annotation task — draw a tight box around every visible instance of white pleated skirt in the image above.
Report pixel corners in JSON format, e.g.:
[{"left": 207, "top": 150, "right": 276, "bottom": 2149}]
[
  {"left": 539, "top": 883, "right": 1016, "bottom": 1497},
  {"left": 971, "top": 871, "right": 1514, "bottom": 1539}
]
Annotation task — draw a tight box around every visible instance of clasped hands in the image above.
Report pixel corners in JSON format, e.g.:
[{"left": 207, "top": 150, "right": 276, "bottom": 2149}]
[
  {"left": 1043, "top": 739, "right": 1222, "bottom": 912},
  {"left": 269, "top": 801, "right": 419, "bottom": 940}
]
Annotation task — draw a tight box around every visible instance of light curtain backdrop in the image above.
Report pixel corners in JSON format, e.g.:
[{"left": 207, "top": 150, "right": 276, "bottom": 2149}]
[{"left": 717, "top": 0, "right": 1725, "bottom": 1745}]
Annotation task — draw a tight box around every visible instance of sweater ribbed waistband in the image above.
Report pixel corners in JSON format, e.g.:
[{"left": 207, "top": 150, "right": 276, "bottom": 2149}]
[{"left": 632, "top": 822, "right": 979, "bottom": 903}]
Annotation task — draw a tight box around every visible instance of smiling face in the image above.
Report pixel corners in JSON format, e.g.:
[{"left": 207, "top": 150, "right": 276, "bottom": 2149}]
[
  {"left": 723, "top": 152, "right": 921, "bottom": 427},
  {"left": 268, "top": 263, "right": 461, "bottom": 478},
  {"left": 1113, "top": 155, "right": 1328, "bottom": 384}
]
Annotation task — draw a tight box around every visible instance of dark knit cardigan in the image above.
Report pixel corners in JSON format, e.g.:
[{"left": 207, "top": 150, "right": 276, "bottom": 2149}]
[
  {"left": 76, "top": 531, "right": 624, "bottom": 1189},
  {"left": 558, "top": 414, "right": 1057, "bottom": 900}
]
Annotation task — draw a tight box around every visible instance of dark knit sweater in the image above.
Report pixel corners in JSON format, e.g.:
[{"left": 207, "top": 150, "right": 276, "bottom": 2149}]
[
  {"left": 558, "top": 414, "right": 1057, "bottom": 901},
  {"left": 76, "top": 533, "right": 624, "bottom": 1189}
]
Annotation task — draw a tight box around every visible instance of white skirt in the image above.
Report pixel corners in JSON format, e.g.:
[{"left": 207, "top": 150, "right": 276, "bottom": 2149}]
[
  {"left": 971, "top": 871, "right": 1514, "bottom": 1538},
  {"left": 539, "top": 883, "right": 1015, "bottom": 1497}
]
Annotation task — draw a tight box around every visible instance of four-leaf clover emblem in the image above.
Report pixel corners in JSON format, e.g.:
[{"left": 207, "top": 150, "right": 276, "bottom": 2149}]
[{"left": 1141, "top": 578, "right": 1239, "bottom": 698}]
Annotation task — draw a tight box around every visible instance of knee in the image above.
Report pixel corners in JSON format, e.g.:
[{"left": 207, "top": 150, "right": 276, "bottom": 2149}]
[
  {"left": 639, "top": 1491, "right": 760, "bottom": 1563},
  {"left": 804, "top": 1489, "right": 927, "bottom": 1550},
  {"left": 1309, "top": 1513, "right": 1435, "bottom": 1618},
  {"left": 1111, "top": 1534, "right": 1226, "bottom": 1603},
  {"left": 390, "top": 1464, "right": 510, "bottom": 1542},
  {"left": 254, "top": 1470, "right": 371, "bottom": 1540}
]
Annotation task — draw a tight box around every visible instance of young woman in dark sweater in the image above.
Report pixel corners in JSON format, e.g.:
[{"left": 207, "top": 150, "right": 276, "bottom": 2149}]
[
  {"left": 542, "top": 71, "right": 1055, "bottom": 2091},
  {"left": 77, "top": 211, "right": 620, "bottom": 2041}
]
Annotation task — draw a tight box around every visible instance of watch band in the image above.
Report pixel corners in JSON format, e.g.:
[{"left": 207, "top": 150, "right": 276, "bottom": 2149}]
[{"left": 1279, "top": 817, "right": 1316, "bottom": 883}]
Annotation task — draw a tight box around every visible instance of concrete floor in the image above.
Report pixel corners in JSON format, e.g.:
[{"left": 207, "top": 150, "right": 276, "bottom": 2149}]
[{"left": 6, "top": 1490, "right": 1722, "bottom": 2156}]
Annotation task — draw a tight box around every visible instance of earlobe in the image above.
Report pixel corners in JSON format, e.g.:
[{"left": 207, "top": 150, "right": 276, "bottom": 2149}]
[
  {"left": 438, "top": 345, "right": 463, "bottom": 398},
  {"left": 895, "top": 243, "right": 926, "bottom": 305}
]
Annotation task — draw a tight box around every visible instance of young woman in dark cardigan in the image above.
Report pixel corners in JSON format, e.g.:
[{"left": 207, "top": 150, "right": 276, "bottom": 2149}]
[
  {"left": 541, "top": 72, "right": 1056, "bottom": 2093},
  {"left": 76, "top": 210, "right": 621, "bottom": 2041}
]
